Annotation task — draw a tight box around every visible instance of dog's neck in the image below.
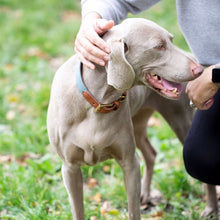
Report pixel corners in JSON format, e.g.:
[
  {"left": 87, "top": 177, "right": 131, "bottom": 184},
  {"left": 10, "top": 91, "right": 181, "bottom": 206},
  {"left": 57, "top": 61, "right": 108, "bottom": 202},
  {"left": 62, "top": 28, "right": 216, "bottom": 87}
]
[{"left": 82, "top": 64, "right": 124, "bottom": 104}]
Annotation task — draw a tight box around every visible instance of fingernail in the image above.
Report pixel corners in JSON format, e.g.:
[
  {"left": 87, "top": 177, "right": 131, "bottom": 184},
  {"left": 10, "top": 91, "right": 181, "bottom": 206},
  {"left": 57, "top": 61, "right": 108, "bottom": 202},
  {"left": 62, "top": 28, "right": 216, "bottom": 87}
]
[
  {"left": 99, "top": 61, "right": 105, "bottom": 66},
  {"left": 105, "top": 47, "right": 111, "bottom": 53},
  {"left": 90, "top": 65, "right": 95, "bottom": 70}
]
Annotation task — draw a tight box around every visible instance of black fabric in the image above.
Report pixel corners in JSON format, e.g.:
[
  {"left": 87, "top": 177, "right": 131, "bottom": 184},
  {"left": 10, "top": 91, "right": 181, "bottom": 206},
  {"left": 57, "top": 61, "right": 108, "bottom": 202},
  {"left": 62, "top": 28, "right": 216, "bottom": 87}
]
[{"left": 183, "top": 90, "right": 220, "bottom": 185}]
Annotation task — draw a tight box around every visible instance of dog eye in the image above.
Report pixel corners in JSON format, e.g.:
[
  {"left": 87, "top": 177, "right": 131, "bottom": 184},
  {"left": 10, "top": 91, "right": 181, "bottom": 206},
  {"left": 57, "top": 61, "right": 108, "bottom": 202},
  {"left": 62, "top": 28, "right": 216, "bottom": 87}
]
[
  {"left": 154, "top": 43, "right": 166, "bottom": 50},
  {"left": 154, "top": 39, "right": 167, "bottom": 50}
]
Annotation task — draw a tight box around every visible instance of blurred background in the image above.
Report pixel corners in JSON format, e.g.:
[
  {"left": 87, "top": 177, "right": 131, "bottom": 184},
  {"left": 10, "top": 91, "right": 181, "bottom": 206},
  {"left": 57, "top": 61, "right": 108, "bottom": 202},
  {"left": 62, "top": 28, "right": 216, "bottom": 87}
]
[{"left": 0, "top": 0, "right": 208, "bottom": 219}]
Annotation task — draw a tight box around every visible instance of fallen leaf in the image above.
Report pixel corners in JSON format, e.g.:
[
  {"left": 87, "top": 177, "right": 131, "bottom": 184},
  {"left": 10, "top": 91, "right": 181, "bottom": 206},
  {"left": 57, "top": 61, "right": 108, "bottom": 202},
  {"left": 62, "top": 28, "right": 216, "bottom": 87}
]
[
  {"left": 94, "top": 193, "right": 101, "bottom": 203},
  {"left": 87, "top": 178, "right": 98, "bottom": 188},
  {"left": 100, "top": 201, "right": 111, "bottom": 215},
  {"left": 26, "top": 47, "right": 49, "bottom": 60},
  {"left": 151, "top": 210, "right": 163, "bottom": 217},
  {"left": 17, "top": 153, "right": 41, "bottom": 166},
  {"left": 103, "top": 165, "right": 110, "bottom": 173},
  {"left": 4, "top": 63, "right": 13, "bottom": 71},
  {"left": 0, "top": 155, "right": 15, "bottom": 163}
]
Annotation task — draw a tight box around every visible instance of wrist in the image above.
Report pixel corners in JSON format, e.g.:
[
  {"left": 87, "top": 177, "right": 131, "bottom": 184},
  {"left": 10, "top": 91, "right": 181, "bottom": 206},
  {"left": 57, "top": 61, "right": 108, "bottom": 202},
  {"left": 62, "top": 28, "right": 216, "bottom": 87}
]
[
  {"left": 82, "top": 12, "right": 101, "bottom": 23},
  {"left": 212, "top": 64, "right": 220, "bottom": 87}
]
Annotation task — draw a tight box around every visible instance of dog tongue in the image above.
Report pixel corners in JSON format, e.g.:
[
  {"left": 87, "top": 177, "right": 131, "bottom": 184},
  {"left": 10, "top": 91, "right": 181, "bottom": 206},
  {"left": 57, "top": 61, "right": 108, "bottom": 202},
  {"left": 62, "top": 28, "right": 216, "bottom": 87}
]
[{"left": 161, "top": 78, "right": 183, "bottom": 92}]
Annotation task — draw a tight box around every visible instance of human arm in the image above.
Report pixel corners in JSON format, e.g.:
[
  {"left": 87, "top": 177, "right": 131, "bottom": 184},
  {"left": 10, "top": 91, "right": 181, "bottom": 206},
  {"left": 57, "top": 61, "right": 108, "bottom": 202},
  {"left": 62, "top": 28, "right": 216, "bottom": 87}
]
[
  {"left": 74, "top": 12, "right": 114, "bottom": 69},
  {"left": 186, "top": 65, "right": 219, "bottom": 110},
  {"left": 75, "top": 0, "right": 160, "bottom": 69}
]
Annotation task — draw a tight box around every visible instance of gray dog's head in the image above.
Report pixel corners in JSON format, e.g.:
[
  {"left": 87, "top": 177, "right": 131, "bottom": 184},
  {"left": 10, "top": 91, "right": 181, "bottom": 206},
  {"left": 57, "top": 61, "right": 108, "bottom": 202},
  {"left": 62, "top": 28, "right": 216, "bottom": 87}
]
[{"left": 103, "top": 18, "right": 203, "bottom": 99}]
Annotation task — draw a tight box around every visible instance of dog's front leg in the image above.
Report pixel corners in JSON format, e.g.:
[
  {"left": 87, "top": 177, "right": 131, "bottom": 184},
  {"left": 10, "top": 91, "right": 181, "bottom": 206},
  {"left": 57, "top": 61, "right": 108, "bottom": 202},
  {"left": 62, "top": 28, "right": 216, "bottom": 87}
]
[
  {"left": 117, "top": 151, "right": 141, "bottom": 220},
  {"left": 62, "top": 163, "right": 84, "bottom": 220}
]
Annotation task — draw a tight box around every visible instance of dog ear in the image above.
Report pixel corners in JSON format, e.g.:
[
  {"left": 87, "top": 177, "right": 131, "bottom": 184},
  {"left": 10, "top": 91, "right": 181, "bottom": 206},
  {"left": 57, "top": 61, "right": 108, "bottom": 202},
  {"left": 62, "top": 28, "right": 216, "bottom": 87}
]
[{"left": 106, "top": 39, "right": 135, "bottom": 90}]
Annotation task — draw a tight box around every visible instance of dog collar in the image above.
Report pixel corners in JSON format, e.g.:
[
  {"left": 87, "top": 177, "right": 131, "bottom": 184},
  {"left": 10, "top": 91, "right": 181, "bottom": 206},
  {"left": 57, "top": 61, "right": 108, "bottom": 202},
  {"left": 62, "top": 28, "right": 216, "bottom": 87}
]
[{"left": 75, "top": 60, "right": 126, "bottom": 113}]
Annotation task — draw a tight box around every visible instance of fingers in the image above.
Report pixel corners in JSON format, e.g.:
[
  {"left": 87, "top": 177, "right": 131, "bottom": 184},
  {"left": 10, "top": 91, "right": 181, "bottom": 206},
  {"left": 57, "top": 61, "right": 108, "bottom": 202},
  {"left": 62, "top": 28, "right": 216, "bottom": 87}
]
[
  {"left": 75, "top": 18, "right": 114, "bottom": 69},
  {"left": 95, "top": 19, "right": 114, "bottom": 34},
  {"left": 75, "top": 31, "right": 110, "bottom": 69},
  {"left": 201, "top": 98, "right": 215, "bottom": 110},
  {"left": 189, "top": 96, "right": 214, "bottom": 110},
  {"left": 186, "top": 81, "right": 216, "bottom": 110}
]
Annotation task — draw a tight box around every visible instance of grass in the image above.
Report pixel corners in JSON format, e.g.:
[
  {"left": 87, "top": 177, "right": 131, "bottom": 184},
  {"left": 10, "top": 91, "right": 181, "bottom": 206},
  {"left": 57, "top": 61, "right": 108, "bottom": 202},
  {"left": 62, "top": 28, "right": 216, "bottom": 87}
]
[{"left": 0, "top": 0, "right": 209, "bottom": 219}]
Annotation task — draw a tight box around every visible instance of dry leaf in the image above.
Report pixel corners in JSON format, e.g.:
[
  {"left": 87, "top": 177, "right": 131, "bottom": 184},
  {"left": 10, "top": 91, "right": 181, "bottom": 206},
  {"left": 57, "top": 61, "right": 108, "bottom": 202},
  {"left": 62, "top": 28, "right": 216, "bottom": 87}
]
[
  {"left": 87, "top": 178, "right": 98, "bottom": 188},
  {"left": 100, "top": 201, "right": 111, "bottom": 215},
  {"left": 17, "top": 153, "right": 41, "bottom": 166},
  {"left": 0, "top": 155, "right": 15, "bottom": 163},
  {"left": 26, "top": 47, "right": 49, "bottom": 60},
  {"left": 103, "top": 165, "right": 110, "bottom": 173},
  {"left": 94, "top": 193, "right": 101, "bottom": 203},
  {"left": 151, "top": 210, "right": 163, "bottom": 217},
  {"left": 4, "top": 63, "right": 13, "bottom": 71}
]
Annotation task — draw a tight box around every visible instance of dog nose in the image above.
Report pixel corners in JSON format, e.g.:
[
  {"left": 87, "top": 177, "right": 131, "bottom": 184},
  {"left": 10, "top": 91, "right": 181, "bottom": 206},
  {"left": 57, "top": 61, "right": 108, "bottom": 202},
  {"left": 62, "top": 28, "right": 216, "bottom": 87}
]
[
  {"left": 192, "top": 65, "right": 204, "bottom": 76},
  {"left": 191, "top": 64, "right": 204, "bottom": 77}
]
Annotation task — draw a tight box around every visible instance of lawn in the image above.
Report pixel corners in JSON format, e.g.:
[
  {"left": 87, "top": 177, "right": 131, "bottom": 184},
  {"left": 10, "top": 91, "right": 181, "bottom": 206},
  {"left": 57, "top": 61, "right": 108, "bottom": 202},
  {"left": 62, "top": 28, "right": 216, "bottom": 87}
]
[{"left": 0, "top": 0, "right": 208, "bottom": 219}]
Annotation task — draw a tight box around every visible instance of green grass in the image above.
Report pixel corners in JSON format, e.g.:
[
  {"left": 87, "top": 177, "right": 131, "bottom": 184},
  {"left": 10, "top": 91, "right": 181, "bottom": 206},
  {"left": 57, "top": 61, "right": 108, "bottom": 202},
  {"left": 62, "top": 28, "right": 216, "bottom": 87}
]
[{"left": 0, "top": 0, "right": 209, "bottom": 219}]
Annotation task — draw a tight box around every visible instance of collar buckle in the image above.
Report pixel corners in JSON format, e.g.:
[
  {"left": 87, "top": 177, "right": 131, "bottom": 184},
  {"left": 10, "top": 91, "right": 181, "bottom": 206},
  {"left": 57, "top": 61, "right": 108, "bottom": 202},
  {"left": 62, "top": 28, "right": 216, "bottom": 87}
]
[{"left": 94, "top": 103, "right": 115, "bottom": 113}]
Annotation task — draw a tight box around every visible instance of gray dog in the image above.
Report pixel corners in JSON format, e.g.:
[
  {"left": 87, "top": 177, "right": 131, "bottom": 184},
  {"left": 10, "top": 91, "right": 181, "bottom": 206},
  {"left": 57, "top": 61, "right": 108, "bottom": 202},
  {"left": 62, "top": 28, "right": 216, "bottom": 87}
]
[{"left": 47, "top": 18, "right": 206, "bottom": 220}]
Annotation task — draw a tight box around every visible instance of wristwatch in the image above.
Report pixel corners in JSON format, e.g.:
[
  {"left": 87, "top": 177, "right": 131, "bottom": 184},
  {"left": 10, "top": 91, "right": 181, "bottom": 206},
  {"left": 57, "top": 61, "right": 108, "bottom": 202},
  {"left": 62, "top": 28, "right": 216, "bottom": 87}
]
[{"left": 212, "top": 63, "right": 220, "bottom": 87}]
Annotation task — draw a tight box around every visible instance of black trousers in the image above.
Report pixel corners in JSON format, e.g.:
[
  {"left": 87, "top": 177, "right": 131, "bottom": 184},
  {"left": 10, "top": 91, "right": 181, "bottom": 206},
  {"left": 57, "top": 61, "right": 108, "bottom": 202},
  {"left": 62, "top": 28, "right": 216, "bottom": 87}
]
[{"left": 183, "top": 90, "right": 220, "bottom": 185}]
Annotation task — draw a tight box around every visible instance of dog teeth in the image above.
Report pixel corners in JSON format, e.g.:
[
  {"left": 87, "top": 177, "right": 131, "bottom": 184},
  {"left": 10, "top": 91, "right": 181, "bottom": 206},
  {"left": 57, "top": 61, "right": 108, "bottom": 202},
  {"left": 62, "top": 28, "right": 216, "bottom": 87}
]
[
  {"left": 154, "top": 75, "right": 159, "bottom": 80},
  {"left": 150, "top": 73, "right": 159, "bottom": 80},
  {"left": 172, "top": 88, "right": 178, "bottom": 93}
]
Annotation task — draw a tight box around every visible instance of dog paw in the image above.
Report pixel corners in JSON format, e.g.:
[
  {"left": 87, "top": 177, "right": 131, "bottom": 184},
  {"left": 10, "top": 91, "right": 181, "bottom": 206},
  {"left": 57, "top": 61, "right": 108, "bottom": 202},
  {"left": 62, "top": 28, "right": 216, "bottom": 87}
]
[
  {"left": 201, "top": 206, "right": 218, "bottom": 220},
  {"left": 140, "top": 189, "right": 162, "bottom": 210}
]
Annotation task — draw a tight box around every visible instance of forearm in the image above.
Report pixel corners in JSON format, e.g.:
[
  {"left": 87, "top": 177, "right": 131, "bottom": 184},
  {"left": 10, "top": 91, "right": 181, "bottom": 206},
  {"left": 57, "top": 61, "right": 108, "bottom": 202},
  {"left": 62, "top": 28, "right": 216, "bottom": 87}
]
[
  {"left": 81, "top": 0, "right": 161, "bottom": 24},
  {"left": 81, "top": 0, "right": 128, "bottom": 24},
  {"left": 82, "top": 12, "right": 101, "bottom": 23}
]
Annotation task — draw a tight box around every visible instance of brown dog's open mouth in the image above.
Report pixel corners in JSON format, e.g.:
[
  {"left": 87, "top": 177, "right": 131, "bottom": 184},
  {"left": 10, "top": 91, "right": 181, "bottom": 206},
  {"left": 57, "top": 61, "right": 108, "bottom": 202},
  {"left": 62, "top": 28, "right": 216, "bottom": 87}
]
[{"left": 145, "top": 73, "right": 183, "bottom": 99}]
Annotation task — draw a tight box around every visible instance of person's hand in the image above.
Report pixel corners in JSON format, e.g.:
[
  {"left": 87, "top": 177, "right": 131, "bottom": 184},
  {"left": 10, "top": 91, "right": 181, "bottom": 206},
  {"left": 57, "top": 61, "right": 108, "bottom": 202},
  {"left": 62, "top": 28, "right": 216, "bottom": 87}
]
[
  {"left": 186, "top": 65, "right": 219, "bottom": 110},
  {"left": 75, "top": 12, "right": 114, "bottom": 69}
]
